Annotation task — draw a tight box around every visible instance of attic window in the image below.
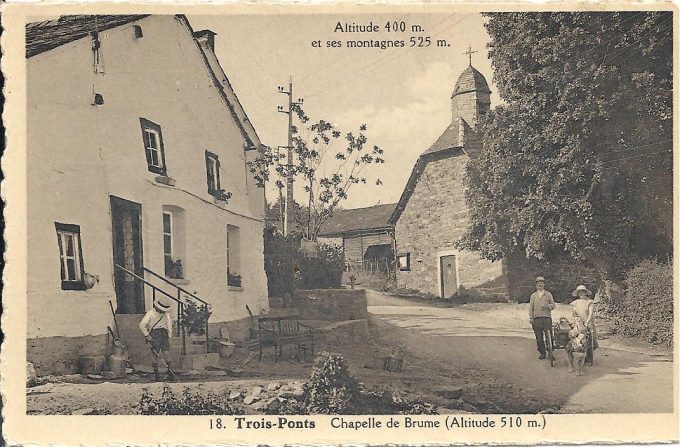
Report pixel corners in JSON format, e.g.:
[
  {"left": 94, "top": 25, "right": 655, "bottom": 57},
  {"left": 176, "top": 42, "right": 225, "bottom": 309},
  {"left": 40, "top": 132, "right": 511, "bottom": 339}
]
[{"left": 133, "top": 25, "right": 143, "bottom": 39}]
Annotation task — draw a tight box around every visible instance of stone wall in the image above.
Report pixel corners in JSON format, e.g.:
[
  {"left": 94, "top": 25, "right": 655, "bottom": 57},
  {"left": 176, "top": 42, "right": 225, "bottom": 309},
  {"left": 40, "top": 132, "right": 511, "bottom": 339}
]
[
  {"left": 294, "top": 289, "right": 368, "bottom": 321},
  {"left": 27, "top": 334, "right": 108, "bottom": 376},
  {"left": 314, "top": 319, "right": 369, "bottom": 348},
  {"left": 395, "top": 154, "right": 507, "bottom": 298}
]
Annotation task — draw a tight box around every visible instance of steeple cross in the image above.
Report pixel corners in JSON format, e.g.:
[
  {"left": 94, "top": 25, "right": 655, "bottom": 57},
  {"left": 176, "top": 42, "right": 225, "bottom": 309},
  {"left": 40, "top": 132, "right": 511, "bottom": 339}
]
[{"left": 464, "top": 45, "right": 477, "bottom": 66}]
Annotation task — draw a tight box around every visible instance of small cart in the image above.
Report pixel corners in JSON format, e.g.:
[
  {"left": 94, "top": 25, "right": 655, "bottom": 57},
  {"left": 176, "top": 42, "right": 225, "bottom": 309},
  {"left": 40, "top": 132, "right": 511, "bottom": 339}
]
[{"left": 547, "top": 317, "right": 595, "bottom": 367}]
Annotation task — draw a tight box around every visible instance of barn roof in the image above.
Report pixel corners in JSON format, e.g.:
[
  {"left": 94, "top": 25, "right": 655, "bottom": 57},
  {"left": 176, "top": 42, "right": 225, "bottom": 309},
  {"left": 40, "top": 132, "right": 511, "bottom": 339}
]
[
  {"left": 26, "top": 15, "right": 149, "bottom": 58},
  {"left": 319, "top": 203, "right": 397, "bottom": 237}
]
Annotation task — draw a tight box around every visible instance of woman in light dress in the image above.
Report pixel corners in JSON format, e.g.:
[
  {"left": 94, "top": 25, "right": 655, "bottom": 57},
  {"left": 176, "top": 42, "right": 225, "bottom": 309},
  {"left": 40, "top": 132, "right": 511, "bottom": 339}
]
[{"left": 571, "top": 284, "right": 598, "bottom": 350}]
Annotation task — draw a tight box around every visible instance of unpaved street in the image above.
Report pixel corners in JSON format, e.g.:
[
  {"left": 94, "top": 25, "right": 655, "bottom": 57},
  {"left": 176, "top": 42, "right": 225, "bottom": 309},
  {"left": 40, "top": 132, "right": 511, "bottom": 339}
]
[{"left": 367, "top": 290, "right": 674, "bottom": 413}]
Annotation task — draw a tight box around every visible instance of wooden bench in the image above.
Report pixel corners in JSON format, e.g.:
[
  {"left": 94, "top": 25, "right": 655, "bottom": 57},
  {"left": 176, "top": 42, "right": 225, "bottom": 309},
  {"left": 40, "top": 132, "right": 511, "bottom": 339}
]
[{"left": 257, "top": 314, "right": 314, "bottom": 361}]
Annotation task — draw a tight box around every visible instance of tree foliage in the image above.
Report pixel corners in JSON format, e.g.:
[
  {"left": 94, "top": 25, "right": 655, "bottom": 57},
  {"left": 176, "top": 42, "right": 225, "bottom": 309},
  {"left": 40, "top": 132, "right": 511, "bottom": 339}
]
[
  {"left": 460, "top": 12, "right": 673, "bottom": 279},
  {"left": 248, "top": 105, "right": 385, "bottom": 240}
]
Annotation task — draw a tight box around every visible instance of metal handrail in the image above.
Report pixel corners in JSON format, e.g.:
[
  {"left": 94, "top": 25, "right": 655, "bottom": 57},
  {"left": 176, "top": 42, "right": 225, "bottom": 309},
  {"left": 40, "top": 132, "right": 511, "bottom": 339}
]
[
  {"left": 140, "top": 266, "right": 210, "bottom": 353},
  {"left": 114, "top": 264, "right": 187, "bottom": 353},
  {"left": 114, "top": 264, "right": 181, "bottom": 304},
  {"left": 142, "top": 267, "right": 209, "bottom": 306}
]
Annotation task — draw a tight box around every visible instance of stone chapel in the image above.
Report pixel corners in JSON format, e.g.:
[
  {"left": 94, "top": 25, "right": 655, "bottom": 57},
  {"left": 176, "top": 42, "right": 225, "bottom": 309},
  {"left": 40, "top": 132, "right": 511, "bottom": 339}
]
[{"left": 388, "top": 63, "right": 510, "bottom": 299}]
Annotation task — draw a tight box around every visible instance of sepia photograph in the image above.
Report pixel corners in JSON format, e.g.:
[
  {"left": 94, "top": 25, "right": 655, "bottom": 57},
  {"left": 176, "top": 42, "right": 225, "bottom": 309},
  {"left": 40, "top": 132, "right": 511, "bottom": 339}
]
[{"left": 1, "top": 3, "right": 677, "bottom": 445}]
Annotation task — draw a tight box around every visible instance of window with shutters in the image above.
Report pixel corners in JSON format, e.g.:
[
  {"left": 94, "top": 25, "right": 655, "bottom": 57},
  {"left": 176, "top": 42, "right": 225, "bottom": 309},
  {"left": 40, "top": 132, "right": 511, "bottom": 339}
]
[
  {"left": 139, "top": 118, "right": 167, "bottom": 175},
  {"left": 205, "top": 150, "right": 221, "bottom": 196},
  {"left": 55, "top": 222, "right": 87, "bottom": 290}
]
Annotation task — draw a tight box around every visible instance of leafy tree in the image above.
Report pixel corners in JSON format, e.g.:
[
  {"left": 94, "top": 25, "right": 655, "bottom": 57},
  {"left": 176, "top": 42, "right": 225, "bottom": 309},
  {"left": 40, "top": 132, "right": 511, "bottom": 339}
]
[
  {"left": 249, "top": 105, "right": 384, "bottom": 240},
  {"left": 460, "top": 12, "right": 673, "bottom": 282}
]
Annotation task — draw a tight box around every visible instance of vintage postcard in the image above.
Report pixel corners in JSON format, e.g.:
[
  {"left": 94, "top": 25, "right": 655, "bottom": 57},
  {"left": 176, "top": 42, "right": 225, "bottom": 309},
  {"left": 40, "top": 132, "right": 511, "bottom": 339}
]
[{"left": 1, "top": 2, "right": 678, "bottom": 445}]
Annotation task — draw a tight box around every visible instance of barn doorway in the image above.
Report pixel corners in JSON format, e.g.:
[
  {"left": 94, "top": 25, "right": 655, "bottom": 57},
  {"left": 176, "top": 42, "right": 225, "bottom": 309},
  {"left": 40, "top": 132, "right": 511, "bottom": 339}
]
[{"left": 363, "top": 243, "right": 394, "bottom": 273}]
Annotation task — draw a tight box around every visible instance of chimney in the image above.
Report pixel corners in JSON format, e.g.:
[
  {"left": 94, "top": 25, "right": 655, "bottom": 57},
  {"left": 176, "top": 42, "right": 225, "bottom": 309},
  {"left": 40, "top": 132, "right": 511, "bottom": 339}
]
[{"left": 193, "top": 29, "right": 217, "bottom": 53}]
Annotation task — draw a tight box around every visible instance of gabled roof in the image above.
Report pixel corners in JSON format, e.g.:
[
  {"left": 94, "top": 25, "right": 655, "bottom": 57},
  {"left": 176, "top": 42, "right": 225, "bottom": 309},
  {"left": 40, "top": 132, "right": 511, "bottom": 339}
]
[
  {"left": 319, "top": 203, "right": 397, "bottom": 237},
  {"left": 26, "top": 15, "right": 148, "bottom": 58},
  {"left": 421, "top": 120, "right": 461, "bottom": 156},
  {"left": 389, "top": 122, "right": 467, "bottom": 225},
  {"left": 25, "top": 14, "right": 258, "bottom": 150}
]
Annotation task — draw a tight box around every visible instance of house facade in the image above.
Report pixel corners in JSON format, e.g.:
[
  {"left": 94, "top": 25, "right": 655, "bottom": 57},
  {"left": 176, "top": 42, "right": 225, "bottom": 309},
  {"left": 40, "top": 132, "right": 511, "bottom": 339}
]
[
  {"left": 390, "top": 64, "right": 509, "bottom": 299},
  {"left": 318, "top": 204, "right": 396, "bottom": 273},
  {"left": 26, "top": 15, "right": 269, "bottom": 374}
]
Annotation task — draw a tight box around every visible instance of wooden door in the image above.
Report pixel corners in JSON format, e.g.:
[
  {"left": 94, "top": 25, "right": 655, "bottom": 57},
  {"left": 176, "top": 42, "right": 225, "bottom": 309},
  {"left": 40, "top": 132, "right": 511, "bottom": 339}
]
[
  {"left": 440, "top": 255, "right": 458, "bottom": 299},
  {"left": 111, "top": 196, "right": 145, "bottom": 314}
]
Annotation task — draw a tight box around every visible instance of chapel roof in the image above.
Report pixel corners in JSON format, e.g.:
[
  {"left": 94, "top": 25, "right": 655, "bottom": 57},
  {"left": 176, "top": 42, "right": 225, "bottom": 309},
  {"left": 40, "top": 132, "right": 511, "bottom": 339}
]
[
  {"left": 319, "top": 203, "right": 397, "bottom": 237},
  {"left": 452, "top": 65, "right": 492, "bottom": 97},
  {"left": 420, "top": 120, "right": 461, "bottom": 156}
]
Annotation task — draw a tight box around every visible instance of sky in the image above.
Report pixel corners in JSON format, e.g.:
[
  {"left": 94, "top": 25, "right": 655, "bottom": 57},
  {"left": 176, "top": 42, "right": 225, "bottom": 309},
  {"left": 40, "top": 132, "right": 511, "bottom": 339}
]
[{"left": 189, "top": 13, "right": 495, "bottom": 209}]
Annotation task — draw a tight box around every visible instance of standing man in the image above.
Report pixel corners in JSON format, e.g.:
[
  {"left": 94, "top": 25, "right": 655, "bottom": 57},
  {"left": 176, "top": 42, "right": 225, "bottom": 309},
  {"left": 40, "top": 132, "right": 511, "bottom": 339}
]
[
  {"left": 529, "top": 276, "right": 556, "bottom": 360},
  {"left": 139, "top": 296, "right": 174, "bottom": 381}
]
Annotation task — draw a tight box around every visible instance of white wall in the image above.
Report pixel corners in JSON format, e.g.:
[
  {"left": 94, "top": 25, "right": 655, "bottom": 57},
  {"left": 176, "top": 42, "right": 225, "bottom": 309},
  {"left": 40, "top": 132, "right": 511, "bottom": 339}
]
[{"left": 27, "top": 16, "right": 268, "bottom": 339}]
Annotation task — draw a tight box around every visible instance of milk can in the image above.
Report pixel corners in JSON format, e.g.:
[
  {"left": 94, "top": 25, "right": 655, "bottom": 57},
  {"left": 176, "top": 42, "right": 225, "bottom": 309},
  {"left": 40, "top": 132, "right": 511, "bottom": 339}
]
[{"left": 108, "top": 341, "right": 127, "bottom": 378}]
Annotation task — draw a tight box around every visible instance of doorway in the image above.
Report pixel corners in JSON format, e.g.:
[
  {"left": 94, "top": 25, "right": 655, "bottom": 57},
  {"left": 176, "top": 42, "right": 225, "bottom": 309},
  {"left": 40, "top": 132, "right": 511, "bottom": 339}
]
[
  {"left": 110, "top": 196, "right": 145, "bottom": 314},
  {"left": 440, "top": 255, "right": 458, "bottom": 298}
]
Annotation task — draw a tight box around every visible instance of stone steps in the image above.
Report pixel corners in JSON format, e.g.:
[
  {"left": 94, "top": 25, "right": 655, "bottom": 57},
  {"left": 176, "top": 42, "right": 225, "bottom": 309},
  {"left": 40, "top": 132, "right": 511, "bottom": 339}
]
[{"left": 114, "top": 313, "right": 219, "bottom": 372}]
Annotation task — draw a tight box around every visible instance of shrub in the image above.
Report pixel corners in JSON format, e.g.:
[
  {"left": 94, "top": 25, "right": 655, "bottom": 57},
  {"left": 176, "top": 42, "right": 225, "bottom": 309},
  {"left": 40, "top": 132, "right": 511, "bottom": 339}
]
[
  {"left": 296, "top": 243, "right": 343, "bottom": 290},
  {"left": 264, "top": 230, "right": 343, "bottom": 296},
  {"left": 358, "top": 387, "right": 437, "bottom": 415},
  {"left": 136, "top": 385, "right": 242, "bottom": 415},
  {"left": 301, "top": 352, "right": 437, "bottom": 415},
  {"left": 303, "top": 352, "right": 359, "bottom": 414},
  {"left": 264, "top": 230, "right": 298, "bottom": 297},
  {"left": 611, "top": 259, "right": 673, "bottom": 346},
  {"left": 181, "top": 301, "right": 212, "bottom": 336}
]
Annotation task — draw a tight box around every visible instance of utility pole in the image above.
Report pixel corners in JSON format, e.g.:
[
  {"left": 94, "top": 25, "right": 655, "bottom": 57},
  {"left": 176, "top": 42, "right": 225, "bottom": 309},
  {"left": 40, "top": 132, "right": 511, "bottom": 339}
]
[{"left": 277, "top": 78, "right": 303, "bottom": 236}]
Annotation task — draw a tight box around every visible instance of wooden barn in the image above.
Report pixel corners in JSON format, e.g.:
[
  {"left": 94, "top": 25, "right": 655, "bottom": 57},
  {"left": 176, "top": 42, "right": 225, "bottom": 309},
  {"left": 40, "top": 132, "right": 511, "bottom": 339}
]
[{"left": 318, "top": 204, "right": 397, "bottom": 273}]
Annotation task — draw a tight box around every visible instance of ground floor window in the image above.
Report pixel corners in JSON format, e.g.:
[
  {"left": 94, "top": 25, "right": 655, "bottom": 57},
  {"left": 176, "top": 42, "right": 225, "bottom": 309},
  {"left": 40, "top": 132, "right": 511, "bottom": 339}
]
[
  {"left": 227, "top": 225, "right": 241, "bottom": 287},
  {"left": 397, "top": 253, "right": 411, "bottom": 271},
  {"left": 163, "top": 206, "right": 186, "bottom": 279},
  {"left": 55, "top": 222, "right": 86, "bottom": 290}
]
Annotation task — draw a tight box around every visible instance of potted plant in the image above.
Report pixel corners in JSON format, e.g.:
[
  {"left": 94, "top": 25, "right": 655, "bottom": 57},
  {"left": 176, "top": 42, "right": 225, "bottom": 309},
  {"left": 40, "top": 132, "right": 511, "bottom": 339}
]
[
  {"left": 165, "top": 258, "right": 183, "bottom": 279},
  {"left": 181, "top": 301, "right": 212, "bottom": 337}
]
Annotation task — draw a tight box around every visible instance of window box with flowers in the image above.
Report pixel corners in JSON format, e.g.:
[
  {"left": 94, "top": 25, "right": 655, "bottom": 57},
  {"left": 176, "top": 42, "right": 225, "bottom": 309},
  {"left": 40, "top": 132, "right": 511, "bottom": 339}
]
[
  {"left": 165, "top": 258, "right": 184, "bottom": 280},
  {"left": 227, "top": 271, "right": 242, "bottom": 289}
]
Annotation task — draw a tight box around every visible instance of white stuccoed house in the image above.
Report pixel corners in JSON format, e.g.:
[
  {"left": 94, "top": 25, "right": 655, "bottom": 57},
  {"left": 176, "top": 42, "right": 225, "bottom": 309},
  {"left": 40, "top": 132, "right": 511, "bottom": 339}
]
[{"left": 26, "top": 15, "right": 269, "bottom": 375}]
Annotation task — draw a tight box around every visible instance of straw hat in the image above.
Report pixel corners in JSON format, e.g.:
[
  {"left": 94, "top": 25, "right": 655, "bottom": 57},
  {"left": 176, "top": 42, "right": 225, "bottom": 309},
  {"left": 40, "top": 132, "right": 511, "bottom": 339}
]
[
  {"left": 572, "top": 284, "right": 592, "bottom": 297},
  {"left": 153, "top": 297, "right": 172, "bottom": 312}
]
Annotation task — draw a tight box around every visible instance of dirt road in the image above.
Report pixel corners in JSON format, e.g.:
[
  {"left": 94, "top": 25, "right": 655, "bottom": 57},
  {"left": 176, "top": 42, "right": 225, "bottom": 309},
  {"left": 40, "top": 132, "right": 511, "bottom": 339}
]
[{"left": 367, "top": 290, "right": 674, "bottom": 413}]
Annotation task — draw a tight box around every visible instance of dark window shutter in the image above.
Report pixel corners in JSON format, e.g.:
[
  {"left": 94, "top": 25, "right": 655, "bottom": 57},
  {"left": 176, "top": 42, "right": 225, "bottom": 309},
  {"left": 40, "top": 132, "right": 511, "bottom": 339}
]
[
  {"left": 215, "top": 157, "right": 221, "bottom": 191},
  {"left": 205, "top": 153, "right": 213, "bottom": 193}
]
